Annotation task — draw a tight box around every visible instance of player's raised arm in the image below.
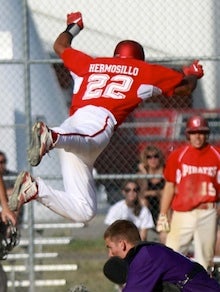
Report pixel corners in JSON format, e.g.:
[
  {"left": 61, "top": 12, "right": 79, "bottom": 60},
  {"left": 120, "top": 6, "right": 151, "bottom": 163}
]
[
  {"left": 53, "top": 11, "right": 84, "bottom": 56},
  {"left": 174, "top": 60, "right": 204, "bottom": 96}
]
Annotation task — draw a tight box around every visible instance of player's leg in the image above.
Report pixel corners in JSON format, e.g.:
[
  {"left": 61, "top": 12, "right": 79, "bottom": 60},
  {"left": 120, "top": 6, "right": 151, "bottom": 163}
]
[
  {"left": 9, "top": 107, "right": 115, "bottom": 221},
  {"left": 36, "top": 150, "right": 97, "bottom": 222},
  {"left": 10, "top": 106, "right": 115, "bottom": 221},
  {"left": 53, "top": 105, "right": 115, "bottom": 157},
  {"left": 194, "top": 209, "right": 217, "bottom": 270},
  {"left": 166, "top": 210, "right": 195, "bottom": 254},
  {"left": 34, "top": 114, "right": 114, "bottom": 222},
  {"left": 9, "top": 151, "right": 97, "bottom": 222},
  {"left": 215, "top": 222, "right": 220, "bottom": 255},
  {"left": 34, "top": 107, "right": 116, "bottom": 222},
  {"left": 28, "top": 105, "right": 116, "bottom": 166}
]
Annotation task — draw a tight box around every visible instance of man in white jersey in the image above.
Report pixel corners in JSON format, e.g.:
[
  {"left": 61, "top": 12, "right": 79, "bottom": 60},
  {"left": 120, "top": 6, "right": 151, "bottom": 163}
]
[{"left": 9, "top": 12, "right": 204, "bottom": 223}]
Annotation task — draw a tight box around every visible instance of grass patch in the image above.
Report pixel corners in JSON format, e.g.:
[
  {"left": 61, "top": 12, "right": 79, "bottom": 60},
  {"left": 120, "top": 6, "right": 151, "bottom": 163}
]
[
  {"left": 42, "top": 237, "right": 115, "bottom": 292},
  {"left": 69, "top": 237, "right": 105, "bottom": 252}
]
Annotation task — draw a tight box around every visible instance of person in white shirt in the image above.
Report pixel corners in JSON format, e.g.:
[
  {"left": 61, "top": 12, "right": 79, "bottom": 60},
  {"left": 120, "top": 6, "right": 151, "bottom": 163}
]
[{"left": 104, "top": 180, "right": 154, "bottom": 240}]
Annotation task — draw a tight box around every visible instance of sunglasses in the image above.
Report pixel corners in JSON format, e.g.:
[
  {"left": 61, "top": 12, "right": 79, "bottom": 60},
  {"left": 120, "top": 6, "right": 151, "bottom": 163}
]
[
  {"left": 146, "top": 154, "right": 159, "bottom": 159},
  {"left": 0, "top": 160, "right": 6, "bottom": 164},
  {"left": 124, "top": 187, "right": 139, "bottom": 193}
]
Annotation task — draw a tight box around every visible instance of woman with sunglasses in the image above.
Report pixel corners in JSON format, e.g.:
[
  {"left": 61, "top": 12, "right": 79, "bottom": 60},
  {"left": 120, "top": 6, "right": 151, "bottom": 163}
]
[
  {"left": 104, "top": 180, "right": 154, "bottom": 241},
  {"left": 137, "top": 145, "right": 165, "bottom": 241}
]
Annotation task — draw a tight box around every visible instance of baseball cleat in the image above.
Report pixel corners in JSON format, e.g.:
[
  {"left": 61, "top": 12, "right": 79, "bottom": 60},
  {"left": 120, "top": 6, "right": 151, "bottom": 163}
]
[
  {"left": 8, "top": 171, "right": 38, "bottom": 211},
  {"left": 28, "top": 121, "right": 53, "bottom": 166}
]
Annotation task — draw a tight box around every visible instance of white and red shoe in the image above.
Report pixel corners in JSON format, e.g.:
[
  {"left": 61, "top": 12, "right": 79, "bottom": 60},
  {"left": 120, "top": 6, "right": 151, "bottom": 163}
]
[
  {"left": 28, "top": 121, "right": 53, "bottom": 166},
  {"left": 8, "top": 171, "right": 38, "bottom": 211}
]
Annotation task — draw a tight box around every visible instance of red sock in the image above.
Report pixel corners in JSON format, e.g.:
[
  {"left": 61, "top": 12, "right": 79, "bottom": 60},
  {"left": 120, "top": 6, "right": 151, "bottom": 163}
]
[{"left": 51, "top": 131, "right": 58, "bottom": 143}]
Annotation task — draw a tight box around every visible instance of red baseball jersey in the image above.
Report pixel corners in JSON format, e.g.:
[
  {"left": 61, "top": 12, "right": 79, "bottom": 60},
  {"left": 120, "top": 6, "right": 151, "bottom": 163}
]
[
  {"left": 61, "top": 48, "right": 183, "bottom": 126},
  {"left": 164, "top": 144, "right": 220, "bottom": 211}
]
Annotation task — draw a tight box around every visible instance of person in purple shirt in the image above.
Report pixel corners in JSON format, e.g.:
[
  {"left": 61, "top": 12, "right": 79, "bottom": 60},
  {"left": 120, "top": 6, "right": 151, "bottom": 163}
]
[{"left": 103, "top": 219, "right": 220, "bottom": 291}]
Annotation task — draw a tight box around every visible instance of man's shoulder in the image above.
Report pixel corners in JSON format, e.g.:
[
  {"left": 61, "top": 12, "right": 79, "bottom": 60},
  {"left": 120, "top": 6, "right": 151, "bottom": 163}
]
[
  {"left": 140, "top": 205, "right": 153, "bottom": 215},
  {"left": 210, "top": 144, "right": 220, "bottom": 152},
  {"left": 167, "top": 145, "right": 189, "bottom": 159},
  {"left": 110, "top": 200, "right": 125, "bottom": 208},
  {"left": 130, "top": 242, "right": 166, "bottom": 261},
  {"left": 62, "top": 47, "right": 93, "bottom": 62}
]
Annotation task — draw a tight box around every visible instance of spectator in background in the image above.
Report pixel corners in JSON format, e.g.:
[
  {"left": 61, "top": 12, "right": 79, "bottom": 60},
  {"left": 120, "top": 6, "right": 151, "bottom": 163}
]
[
  {"left": 0, "top": 151, "right": 18, "bottom": 196},
  {"left": 137, "top": 145, "right": 166, "bottom": 243},
  {"left": 104, "top": 180, "right": 154, "bottom": 240},
  {"left": 137, "top": 145, "right": 165, "bottom": 224},
  {"left": 156, "top": 115, "right": 220, "bottom": 271}
]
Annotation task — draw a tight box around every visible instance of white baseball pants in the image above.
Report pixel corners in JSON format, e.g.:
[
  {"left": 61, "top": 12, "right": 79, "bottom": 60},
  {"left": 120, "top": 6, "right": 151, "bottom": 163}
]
[
  {"left": 36, "top": 105, "right": 116, "bottom": 222},
  {"left": 166, "top": 208, "right": 217, "bottom": 269}
]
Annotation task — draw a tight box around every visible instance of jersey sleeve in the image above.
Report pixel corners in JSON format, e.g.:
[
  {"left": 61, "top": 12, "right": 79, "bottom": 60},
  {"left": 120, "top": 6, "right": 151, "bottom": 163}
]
[
  {"left": 61, "top": 47, "right": 93, "bottom": 74},
  {"left": 163, "top": 150, "right": 180, "bottom": 182},
  {"left": 125, "top": 247, "right": 164, "bottom": 291},
  {"left": 151, "top": 65, "right": 184, "bottom": 97}
]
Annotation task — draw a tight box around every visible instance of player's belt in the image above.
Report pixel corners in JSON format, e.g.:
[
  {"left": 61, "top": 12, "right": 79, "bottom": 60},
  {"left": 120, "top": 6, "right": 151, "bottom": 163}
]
[{"left": 196, "top": 202, "right": 216, "bottom": 210}]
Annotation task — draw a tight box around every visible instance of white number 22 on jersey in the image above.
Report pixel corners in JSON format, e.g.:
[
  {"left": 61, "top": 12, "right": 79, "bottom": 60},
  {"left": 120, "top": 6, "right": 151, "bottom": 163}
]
[{"left": 82, "top": 74, "right": 133, "bottom": 100}]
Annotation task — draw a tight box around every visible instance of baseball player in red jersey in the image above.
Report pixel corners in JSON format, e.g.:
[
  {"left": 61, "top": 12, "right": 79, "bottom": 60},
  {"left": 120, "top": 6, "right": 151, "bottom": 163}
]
[
  {"left": 8, "top": 12, "right": 204, "bottom": 223},
  {"left": 156, "top": 115, "right": 220, "bottom": 270}
]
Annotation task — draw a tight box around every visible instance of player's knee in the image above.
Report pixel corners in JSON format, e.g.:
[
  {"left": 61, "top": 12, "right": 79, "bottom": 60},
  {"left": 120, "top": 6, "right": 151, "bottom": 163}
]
[
  {"left": 83, "top": 206, "right": 97, "bottom": 222},
  {"left": 70, "top": 205, "right": 97, "bottom": 223}
]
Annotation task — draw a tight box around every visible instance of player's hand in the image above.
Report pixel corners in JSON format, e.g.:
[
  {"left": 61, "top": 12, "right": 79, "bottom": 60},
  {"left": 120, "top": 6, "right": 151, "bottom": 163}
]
[
  {"left": 156, "top": 213, "right": 170, "bottom": 233},
  {"left": 1, "top": 208, "right": 16, "bottom": 226},
  {"left": 66, "top": 12, "right": 84, "bottom": 30},
  {"left": 183, "top": 60, "right": 204, "bottom": 79}
]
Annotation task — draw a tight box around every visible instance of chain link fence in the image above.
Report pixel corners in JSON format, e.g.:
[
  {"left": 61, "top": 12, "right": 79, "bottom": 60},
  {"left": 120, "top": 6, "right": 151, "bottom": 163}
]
[{"left": 1, "top": 0, "right": 220, "bottom": 290}]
